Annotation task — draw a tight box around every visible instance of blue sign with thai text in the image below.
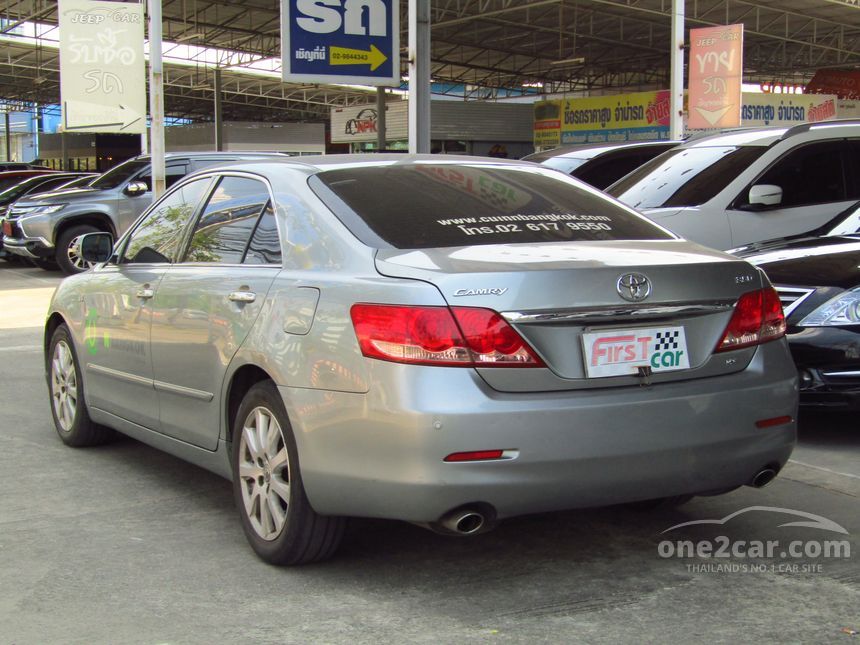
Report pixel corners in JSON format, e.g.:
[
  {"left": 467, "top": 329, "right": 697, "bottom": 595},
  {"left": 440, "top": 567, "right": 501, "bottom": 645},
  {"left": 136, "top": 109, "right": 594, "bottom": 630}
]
[{"left": 281, "top": 0, "right": 399, "bottom": 86}]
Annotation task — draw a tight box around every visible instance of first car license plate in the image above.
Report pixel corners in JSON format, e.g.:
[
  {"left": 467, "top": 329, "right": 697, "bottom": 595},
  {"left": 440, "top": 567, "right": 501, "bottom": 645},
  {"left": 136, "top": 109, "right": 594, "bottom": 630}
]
[{"left": 582, "top": 326, "right": 690, "bottom": 378}]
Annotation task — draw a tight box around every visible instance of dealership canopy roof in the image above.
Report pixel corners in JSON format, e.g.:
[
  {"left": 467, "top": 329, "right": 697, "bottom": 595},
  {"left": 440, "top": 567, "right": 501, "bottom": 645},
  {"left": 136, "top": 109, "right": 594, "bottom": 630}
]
[{"left": 0, "top": 0, "right": 858, "bottom": 122}]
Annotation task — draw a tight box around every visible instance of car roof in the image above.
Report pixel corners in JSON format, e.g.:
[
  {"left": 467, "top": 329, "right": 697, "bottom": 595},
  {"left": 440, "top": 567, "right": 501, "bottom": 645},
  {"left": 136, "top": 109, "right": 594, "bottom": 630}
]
[
  {"left": 524, "top": 140, "right": 679, "bottom": 163},
  {"left": 0, "top": 169, "right": 59, "bottom": 179},
  {"left": 201, "top": 154, "right": 535, "bottom": 176},
  {"left": 132, "top": 151, "right": 293, "bottom": 162}
]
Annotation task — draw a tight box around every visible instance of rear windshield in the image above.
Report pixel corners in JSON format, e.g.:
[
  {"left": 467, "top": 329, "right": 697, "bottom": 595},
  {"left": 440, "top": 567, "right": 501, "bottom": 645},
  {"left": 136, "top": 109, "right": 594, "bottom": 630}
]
[
  {"left": 607, "top": 146, "right": 768, "bottom": 209},
  {"left": 311, "top": 163, "right": 672, "bottom": 249}
]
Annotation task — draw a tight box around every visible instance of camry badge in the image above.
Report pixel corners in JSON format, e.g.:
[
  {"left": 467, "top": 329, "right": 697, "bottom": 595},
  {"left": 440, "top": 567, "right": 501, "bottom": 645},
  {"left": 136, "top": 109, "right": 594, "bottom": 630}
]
[
  {"left": 453, "top": 288, "right": 508, "bottom": 297},
  {"left": 616, "top": 273, "right": 651, "bottom": 302}
]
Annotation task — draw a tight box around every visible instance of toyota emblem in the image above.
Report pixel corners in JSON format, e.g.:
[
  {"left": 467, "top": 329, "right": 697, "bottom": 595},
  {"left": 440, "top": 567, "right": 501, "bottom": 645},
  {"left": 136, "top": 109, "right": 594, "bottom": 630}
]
[{"left": 616, "top": 273, "right": 651, "bottom": 302}]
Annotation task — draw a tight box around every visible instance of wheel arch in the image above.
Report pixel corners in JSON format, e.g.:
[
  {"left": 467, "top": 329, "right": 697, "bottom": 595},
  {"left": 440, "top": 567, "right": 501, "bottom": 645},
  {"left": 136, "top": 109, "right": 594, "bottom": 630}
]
[
  {"left": 44, "top": 312, "right": 69, "bottom": 364},
  {"left": 54, "top": 213, "right": 116, "bottom": 244},
  {"left": 225, "top": 364, "right": 276, "bottom": 443}
]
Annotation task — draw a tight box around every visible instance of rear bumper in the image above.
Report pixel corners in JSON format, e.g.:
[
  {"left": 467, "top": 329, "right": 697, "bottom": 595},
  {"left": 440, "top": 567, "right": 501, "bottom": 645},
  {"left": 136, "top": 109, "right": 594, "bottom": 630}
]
[{"left": 282, "top": 341, "right": 798, "bottom": 523}]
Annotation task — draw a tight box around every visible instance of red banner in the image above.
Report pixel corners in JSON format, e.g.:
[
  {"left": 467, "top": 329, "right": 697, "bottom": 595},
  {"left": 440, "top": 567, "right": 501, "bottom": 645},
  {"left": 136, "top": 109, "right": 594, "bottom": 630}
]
[
  {"left": 806, "top": 69, "right": 860, "bottom": 100},
  {"left": 688, "top": 24, "right": 744, "bottom": 130}
]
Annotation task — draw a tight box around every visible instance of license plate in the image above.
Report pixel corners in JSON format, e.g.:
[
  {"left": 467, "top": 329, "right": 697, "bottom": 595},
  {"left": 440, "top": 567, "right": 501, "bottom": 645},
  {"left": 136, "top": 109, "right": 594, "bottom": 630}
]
[
  {"left": 582, "top": 326, "right": 690, "bottom": 378},
  {"left": 1, "top": 220, "right": 11, "bottom": 237}
]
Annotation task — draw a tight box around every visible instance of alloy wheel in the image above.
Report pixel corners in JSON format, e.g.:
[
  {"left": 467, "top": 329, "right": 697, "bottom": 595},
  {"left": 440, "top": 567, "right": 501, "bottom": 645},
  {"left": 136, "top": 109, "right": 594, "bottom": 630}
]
[
  {"left": 50, "top": 340, "right": 78, "bottom": 432},
  {"left": 237, "top": 406, "right": 291, "bottom": 541}
]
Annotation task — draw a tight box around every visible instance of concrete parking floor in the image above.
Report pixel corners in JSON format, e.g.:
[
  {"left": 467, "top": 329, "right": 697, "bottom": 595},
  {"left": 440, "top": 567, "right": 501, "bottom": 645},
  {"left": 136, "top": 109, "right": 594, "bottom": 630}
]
[{"left": 1, "top": 262, "right": 858, "bottom": 644}]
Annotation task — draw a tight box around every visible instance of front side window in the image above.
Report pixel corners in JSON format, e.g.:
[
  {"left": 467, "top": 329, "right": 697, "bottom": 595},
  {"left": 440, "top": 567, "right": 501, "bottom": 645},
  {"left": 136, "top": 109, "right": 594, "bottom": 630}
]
[
  {"left": 608, "top": 146, "right": 768, "bottom": 209},
  {"left": 121, "top": 179, "right": 211, "bottom": 264},
  {"left": 184, "top": 176, "right": 271, "bottom": 264},
  {"left": 739, "top": 141, "right": 846, "bottom": 209}
]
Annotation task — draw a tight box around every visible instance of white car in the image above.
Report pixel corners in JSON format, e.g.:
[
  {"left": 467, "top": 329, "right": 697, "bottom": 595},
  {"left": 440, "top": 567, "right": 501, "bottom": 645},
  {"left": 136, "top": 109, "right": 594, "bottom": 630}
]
[{"left": 608, "top": 120, "right": 860, "bottom": 250}]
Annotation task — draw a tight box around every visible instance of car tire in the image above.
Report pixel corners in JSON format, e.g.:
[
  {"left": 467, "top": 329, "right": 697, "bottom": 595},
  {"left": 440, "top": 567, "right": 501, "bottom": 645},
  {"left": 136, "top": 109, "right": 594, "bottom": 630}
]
[
  {"left": 47, "top": 324, "right": 113, "bottom": 447},
  {"left": 55, "top": 224, "right": 99, "bottom": 275},
  {"left": 625, "top": 495, "right": 694, "bottom": 511},
  {"left": 231, "top": 381, "right": 346, "bottom": 565}
]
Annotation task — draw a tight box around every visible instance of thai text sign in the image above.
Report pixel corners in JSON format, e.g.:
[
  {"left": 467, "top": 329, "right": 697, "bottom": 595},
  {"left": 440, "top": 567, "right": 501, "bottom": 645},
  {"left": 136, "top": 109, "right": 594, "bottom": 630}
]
[
  {"left": 533, "top": 91, "right": 671, "bottom": 147},
  {"left": 688, "top": 24, "right": 743, "bottom": 130},
  {"left": 741, "top": 93, "right": 838, "bottom": 127},
  {"left": 58, "top": 0, "right": 145, "bottom": 133},
  {"left": 281, "top": 0, "right": 399, "bottom": 86}
]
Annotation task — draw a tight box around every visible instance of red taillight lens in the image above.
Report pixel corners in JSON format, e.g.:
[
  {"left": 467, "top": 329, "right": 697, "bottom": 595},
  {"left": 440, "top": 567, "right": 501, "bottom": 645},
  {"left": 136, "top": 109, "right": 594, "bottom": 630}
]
[
  {"left": 715, "top": 287, "right": 786, "bottom": 353},
  {"left": 350, "top": 304, "right": 544, "bottom": 367}
]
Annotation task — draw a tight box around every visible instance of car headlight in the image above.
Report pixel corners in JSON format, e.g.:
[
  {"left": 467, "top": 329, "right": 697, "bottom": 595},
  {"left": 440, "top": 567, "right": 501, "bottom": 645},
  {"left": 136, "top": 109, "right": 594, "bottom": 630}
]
[
  {"left": 799, "top": 288, "right": 860, "bottom": 326},
  {"left": 33, "top": 204, "right": 66, "bottom": 214}
]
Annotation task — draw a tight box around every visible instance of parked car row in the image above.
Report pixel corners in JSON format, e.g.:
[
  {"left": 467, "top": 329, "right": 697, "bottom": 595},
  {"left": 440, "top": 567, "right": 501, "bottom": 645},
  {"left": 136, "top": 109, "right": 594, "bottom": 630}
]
[{"left": 8, "top": 124, "right": 859, "bottom": 564}]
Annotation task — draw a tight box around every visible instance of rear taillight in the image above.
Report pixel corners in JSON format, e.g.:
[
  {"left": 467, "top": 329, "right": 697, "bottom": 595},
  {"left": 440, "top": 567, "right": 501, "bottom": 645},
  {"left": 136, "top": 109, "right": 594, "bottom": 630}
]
[
  {"left": 350, "top": 304, "right": 544, "bottom": 367},
  {"left": 715, "top": 287, "right": 786, "bottom": 353}
]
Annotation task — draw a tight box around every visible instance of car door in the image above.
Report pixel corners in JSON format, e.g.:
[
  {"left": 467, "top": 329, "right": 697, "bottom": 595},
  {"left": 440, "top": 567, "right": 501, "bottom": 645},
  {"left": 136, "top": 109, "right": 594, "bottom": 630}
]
[
  {"left": 82, "top": 177, "right": 213, "bottom": 429},
  {"left": 728, "top": 140, "right": 857, "bottom": 247},
  {"left": 149, "top": 174, "right": 280, "bottom": 450}
]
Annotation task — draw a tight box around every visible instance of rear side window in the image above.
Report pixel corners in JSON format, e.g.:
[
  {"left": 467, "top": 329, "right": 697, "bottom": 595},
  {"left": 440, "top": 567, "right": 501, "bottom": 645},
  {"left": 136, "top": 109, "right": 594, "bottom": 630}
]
[
  {"left": 609, "top": 146, "right": 768, "bottom": 209},
  {"left": 312, "top": 164, "right": 671, "bottom": 249},
  {"left": 184, "top": 176, "right": 271, "bottom": 264},
  {"left": 243, "top": 202, "right": 281, "bottom": 265}
]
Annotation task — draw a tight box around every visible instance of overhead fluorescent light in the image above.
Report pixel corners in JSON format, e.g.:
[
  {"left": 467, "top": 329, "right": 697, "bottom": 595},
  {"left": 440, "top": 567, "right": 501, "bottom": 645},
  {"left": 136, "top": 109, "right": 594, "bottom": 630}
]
[{"left": 550, "top": 57, "right": 585, "bottom": 66}]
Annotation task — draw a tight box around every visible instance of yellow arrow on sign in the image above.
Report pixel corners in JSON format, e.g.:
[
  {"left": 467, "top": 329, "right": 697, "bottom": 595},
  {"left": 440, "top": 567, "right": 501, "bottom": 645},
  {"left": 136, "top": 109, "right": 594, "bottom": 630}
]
[{"left": 330, "top": 44, "right": 387, "bottom": 72}]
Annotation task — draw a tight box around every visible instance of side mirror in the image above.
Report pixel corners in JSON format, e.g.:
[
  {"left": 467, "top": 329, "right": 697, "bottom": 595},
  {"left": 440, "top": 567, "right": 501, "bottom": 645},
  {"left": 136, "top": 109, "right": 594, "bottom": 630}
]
[
  {"left": 77, "top": 232, "right": 114, "bottom": 264},
  {"left": 124, "top": 181, "right": 149, "bottom": 196},
  {"left": 748, "top": 184, "right": 783, "bottom": 207}
]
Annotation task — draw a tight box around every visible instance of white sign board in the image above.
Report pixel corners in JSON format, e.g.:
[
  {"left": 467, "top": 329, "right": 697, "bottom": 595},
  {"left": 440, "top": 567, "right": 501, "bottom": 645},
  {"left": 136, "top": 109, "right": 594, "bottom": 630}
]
[{"left": 59, "top": 0, "right": 146, "bottom": 134}]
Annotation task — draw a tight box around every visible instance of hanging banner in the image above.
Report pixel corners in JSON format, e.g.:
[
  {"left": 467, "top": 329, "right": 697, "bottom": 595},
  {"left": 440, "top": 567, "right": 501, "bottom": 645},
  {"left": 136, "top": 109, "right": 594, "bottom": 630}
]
[
  {"left": 688, "top": 24, "right": 743, "bottom": 130},
  {"left": 533, "top": 91, "right": 670, "bottom": 147},
  {"left": 58, "top": 0, "right": 146, "bottom": 133}
]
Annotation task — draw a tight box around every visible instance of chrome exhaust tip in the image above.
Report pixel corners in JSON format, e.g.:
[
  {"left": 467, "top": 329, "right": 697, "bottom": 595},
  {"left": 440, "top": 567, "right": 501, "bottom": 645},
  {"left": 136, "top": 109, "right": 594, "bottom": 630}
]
[
  {"left": 751, "top": 467, "right": 778, "bottom": 488},
  {"left": 442, "top": 510, "right": 485, "bottom": 535}
]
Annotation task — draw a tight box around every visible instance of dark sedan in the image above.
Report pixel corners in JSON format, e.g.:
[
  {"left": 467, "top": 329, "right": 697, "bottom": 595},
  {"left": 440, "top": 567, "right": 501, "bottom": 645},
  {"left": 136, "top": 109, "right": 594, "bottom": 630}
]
[
  {"left": 734, "top": 202, "right": 860, "bottom": 410},
  {"left": 523, "top": 141, "right": 679, "bottom": 189}
]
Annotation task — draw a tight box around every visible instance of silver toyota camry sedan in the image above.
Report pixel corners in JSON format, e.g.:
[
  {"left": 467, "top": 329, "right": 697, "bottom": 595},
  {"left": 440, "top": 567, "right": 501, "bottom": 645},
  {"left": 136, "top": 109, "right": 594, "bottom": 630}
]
[{"left": 44, "top": 155, "right": 798, "bottom": 565}]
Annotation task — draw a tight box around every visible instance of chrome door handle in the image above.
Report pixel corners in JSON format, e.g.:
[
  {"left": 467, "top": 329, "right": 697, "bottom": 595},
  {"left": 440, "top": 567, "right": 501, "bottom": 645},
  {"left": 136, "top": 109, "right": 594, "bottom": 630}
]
[
  {"left": 229, "top": 291, "right": 256, "bottom": 303},
  {"left": 136, "top": 288, "right": 154, "bottom": 300}
]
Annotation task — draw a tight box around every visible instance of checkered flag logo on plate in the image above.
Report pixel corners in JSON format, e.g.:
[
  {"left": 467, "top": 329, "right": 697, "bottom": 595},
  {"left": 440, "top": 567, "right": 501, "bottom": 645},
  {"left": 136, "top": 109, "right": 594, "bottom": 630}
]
[{"left": 654, "top": 330, "right": 681, "bottom": 352}]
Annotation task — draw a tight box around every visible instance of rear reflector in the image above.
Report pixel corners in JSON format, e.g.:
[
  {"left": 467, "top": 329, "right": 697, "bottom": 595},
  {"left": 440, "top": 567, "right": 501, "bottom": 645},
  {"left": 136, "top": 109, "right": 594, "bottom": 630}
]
[
  {"left": 755, "top": 415, "right": 793, "bottom": 429},
  {"left": 350, "top": 304, "right": 544, "bottom": 367},
  {"left": 715, "top": 287, "right": 786, "bottom": 353},
  {"left": 444, "top": 450, "right": 513, "bottom": 462}
]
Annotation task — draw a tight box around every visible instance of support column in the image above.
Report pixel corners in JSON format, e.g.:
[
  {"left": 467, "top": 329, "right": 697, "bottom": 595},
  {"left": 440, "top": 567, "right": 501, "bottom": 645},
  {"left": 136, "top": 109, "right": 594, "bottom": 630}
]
[
  {"left": 147, "top": 0, "right": 166, "bottom": 198},
  {"left": 4, "top": 112, "right": 10, "bottom": 161},
  {"left": 408, "top": 0, "right": 430, "bottom": 154},
  {"left": 670, "top": 0, "right": 685, "bottom": 140},
  {"left": 214, "top": 67, "right": 223, "bottom": 152},
  {"left": 376, "top": 87, "right": 386, "bottom": 151}
]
